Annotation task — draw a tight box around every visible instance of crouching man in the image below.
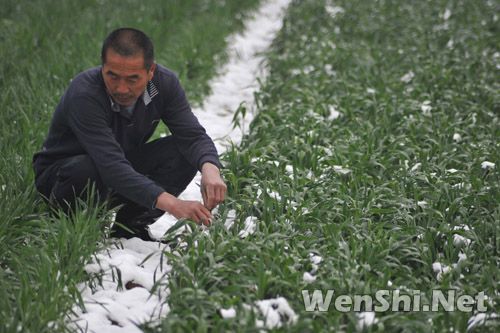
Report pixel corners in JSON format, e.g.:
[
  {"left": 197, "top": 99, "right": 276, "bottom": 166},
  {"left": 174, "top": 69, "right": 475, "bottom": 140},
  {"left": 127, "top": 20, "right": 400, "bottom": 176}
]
[{"left": 32, "top": 28, "right": 226, "bottom": 240}]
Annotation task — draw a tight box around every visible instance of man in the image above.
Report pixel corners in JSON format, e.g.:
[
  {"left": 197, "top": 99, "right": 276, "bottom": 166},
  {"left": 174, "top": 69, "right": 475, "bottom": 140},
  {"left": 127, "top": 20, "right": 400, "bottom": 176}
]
[{"left": 33, "top": 28, "right": 227, "bottom": 240}]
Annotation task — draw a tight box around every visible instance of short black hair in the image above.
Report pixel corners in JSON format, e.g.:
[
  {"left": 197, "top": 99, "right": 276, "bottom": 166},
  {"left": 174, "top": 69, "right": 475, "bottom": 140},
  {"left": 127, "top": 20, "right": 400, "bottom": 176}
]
[{"left": 101, "top": 28, "right": 154, "bottom": 70}]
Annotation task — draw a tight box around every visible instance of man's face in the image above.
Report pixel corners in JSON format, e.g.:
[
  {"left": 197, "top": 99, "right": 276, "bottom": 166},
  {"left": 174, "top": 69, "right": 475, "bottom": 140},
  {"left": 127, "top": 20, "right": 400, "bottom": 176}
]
[{"left": 102, "top": 49, "right": 155, "bottom": 107}]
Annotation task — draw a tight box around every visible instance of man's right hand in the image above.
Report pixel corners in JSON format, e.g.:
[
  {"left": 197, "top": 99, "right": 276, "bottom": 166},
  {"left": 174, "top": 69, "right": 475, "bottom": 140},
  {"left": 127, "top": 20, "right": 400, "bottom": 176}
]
[{"left": 155, "top": 192, "right": 212, "bottom": 226}]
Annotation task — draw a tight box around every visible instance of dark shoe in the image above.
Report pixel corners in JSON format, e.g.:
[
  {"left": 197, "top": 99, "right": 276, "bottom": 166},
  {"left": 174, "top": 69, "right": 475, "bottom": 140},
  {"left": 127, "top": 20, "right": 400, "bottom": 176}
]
[{"left": 110, "top": 211, "right": 160, "bottom": 241}]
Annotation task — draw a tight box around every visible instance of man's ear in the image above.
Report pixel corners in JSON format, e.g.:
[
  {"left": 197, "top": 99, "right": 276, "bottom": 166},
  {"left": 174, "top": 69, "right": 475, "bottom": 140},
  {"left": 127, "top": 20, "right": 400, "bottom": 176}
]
[{"left": 148, "top": 63, "right": 156, "bottom": 80}]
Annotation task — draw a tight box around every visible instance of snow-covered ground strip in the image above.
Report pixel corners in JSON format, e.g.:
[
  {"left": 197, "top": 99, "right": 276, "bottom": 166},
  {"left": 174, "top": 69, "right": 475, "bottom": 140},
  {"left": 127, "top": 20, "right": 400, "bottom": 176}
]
[{"left": 69, "top": 1, "right": 292, "bottom": 332}]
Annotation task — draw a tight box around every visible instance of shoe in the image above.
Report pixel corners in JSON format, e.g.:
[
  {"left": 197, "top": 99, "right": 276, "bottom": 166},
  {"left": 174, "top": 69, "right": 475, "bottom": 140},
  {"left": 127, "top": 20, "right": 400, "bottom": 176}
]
[{"left": 110, "top": 210, "right": 160, "bottom": 242}]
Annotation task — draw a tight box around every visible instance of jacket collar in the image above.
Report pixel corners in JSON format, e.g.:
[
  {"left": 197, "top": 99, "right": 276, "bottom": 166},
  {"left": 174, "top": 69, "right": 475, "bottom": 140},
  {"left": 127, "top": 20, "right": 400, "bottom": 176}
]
[{"left": 109, "top": 80, "right": 159, "bottom": 113}]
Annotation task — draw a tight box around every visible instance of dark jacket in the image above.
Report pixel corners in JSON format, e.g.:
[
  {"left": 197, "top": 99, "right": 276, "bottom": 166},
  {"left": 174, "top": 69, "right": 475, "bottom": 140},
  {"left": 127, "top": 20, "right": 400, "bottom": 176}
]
[{"left": 33, "top": 65, "right": 221, "bottom": 208}]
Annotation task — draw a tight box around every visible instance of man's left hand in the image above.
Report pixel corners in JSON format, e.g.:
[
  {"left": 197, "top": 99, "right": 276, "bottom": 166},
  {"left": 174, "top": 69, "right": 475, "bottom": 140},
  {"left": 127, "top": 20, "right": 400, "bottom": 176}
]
[{"left": 201, "top": 163, "right": 227, "bottom": 210}]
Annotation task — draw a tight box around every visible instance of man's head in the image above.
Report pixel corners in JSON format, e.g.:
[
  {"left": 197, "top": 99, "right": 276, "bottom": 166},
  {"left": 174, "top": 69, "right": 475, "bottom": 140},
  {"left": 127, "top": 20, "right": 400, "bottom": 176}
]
[{"left": 101, "top": 28, "right": 156, "bottom": 107}]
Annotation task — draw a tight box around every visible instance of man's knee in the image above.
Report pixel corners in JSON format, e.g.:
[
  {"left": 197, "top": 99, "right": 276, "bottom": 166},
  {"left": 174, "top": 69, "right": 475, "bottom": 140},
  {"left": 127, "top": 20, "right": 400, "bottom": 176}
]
[{"left": 51, "top": 155, "right": 107, "bottom": 207}]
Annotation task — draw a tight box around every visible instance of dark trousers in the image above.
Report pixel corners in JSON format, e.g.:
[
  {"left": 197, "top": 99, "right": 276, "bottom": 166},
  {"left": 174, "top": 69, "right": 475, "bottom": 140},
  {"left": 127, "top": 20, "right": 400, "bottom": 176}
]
[{"left": 34, "top": 136, "right": 197, "bottom": 224}]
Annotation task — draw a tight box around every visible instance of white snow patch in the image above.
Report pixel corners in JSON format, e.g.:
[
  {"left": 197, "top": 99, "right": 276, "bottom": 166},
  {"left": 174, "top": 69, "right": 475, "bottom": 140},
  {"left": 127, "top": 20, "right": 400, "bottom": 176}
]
[
  {"left": 410, "top": 162, "right": 422, "bottom": 172},
  {"left": 333, "top": 165, "right": 351, "bottom": 175},
  {"left": 400, "top": 71, "right": 415, "bottom": 83},
  {"left": 303, "top": 272, "right": 316, "bottom": 283},
  {"left": 325, "top": 5, "right": 345, "bottom": 18},
  {"left": 70, "top": 238, "right": 171, "bottom": 332},
  {"left": 309, "top": 253, "right": 323, "bottom": 265},
  {"left": 467, "top": 313, "right": 500, "bottom": 331},
  {"left": 148, "top": 213, "right": 184, "bottom": 240},
  {"left": 239, "top": 216, "right": 258, "bottom": 238},
  {"left": 443, "top": 8, "right": 452, "bottom": 21},
  {"left": 325, "top": 64, "right": 335, "bottom": 76},
  {"left": 224, "top": 209, "right": 237, "bottom": 230},
  {"left": 421, "top": 100, "right": 432, "bottom": 115},
  {"left": 220, "top": 307, "right": 237, "bottom": 319},
  {"left": 454, "top": 225, "right": 471, "bottom": 232},
  {"left": 254, "top": 297, "right": 299, "bottom": 329},
  {"left": 453, "top": 234, "right": 472, "bottom": 247},
  {"left": 306, "top": 253, "right": 323, "bottom": 276},
  {"left": 417, "top": 201, "right": 428, "bottom": 209},
  {"left": 452, "top": 182, "right": 468, "bottom": 190},
  {"left": 432, "top": 262, "right": 452, "bottom": 281},
  {"left": 457, "top": 252, "right": 467, "bottom": 264},
  {"left": 356, "top": 312, "right": 378, "bottom": 330},
  {"left": 267, "top": 190, "right": 282, "bottom": 201},
  {"left": 453, "top": 225, "right": 472, "bottom": 247},
  {"left": 481, "top": 161, "right": 495, "bottom": 170},
  {"left": 328, "top": 105, "right": 342, "bottom": 120}
]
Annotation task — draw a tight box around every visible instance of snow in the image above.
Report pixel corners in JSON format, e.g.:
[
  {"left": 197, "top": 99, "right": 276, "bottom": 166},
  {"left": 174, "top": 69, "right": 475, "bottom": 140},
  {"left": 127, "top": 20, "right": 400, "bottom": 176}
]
[
  {"left": 453, "top": 234, "right": 471, "bottom": 247},
  {"left": 332, "top": 165, "right": 351, "bottom": 175},
  {"left": 267, "top": 189, "right": 282, "bottom": 201},
  {"left": 238, "top": 216, "right": 258, "bottom": 238},
  {"left": 420, "top": 100, "right": 432, "bottom": 115},
  {"left": 254, "top": 297, "right": 299, "bottom": 329},
  {"left": 400, "top": 71, "right": 415, "bottom": 83},
  {"left": 481, "top": 161, "right": 495, "bottom": 170},
  {"left": 325, "top": 64, "right": 336, "bottom": 76},
  {"left": 303, "top": 253, "right": 322, "bottom": 283},
  {"left": 417, "top": 201, "right": 428, "bottom": 209},
  {"left": 224, "top": 209, "right": 237, "bottom": 230},
  {"left": 356, "top": 312, "right": 378, "bottom": 330},
  {"left": 220, "top": 307, "right": 237, "bottom": 319},
  {"left": 432, "top": 262, "right": 452, "bottom": 281},
  {"left": 467, "top": 313, "right": 499, "bottom": 331},
  {"left": 325, "top": 4, "right": 345, "bottom": 19},
  {"left": 70, "top": 238, "right": 171, "bottom": 332},
  {"left": 410, "top": 162, "right": 422, "bottom": 172},
  {"left": 303, "top": 272, "right": 316, "bottom": 283},
  {"left": 453, "top": 225, "right": 472, "bottom": 247},
  {"left": 309, "top": 253, "right": 323, "bottom": 265},
  {"left": 147, "top": 213, "right": 185, "bottom": 240},
  {"left": 236, "top": 297, "right": 298, "bottom": 329},
  {"left": 457, "top": 252, "right": 467, "bottom": 264},
  {"left": 442, "top": 8, "right": 452, "bottom": 21},
  {"left": 328, "top": 105, "right": 342, "bottom": 120},
  {"left": 69, "top": 0, "right": 292, "bottom": 331}
]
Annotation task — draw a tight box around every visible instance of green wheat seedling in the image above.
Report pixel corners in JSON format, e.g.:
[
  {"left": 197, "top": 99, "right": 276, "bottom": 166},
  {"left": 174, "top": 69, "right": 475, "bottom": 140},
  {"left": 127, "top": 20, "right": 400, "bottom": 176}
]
[
  {"left": 160, "top": 0, "right": 499, "bottom": 332},
  {"left": 0, "top": 1, "right": 260, "bottom": 332}
]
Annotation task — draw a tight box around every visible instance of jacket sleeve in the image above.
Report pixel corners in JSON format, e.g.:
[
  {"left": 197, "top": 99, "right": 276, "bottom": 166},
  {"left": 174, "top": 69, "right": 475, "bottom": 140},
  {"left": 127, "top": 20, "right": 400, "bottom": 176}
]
[
  {"left": 66, "top": 95, "right": 165, "bottom": 208},
  {"left": 160, "top": 75, "right": 222, "bottom": 170}
]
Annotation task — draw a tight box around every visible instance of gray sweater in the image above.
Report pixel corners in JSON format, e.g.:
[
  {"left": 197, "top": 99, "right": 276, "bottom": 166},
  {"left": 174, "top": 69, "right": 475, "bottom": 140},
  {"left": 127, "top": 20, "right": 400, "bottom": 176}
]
[{"left": 33, "top": 65, "right": 221, "bottom": 208}]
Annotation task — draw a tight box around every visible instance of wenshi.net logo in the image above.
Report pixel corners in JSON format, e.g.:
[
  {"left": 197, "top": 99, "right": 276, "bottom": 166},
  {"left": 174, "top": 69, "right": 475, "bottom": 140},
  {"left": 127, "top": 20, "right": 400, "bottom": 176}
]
[{"left": 302, "top": 289, "right": 488, "bottom": 312}]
